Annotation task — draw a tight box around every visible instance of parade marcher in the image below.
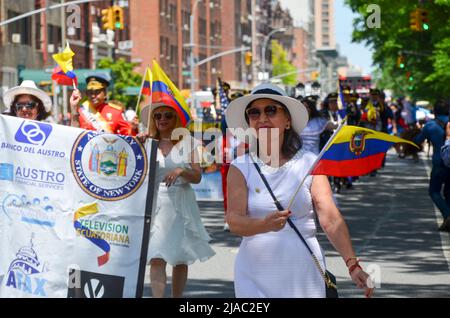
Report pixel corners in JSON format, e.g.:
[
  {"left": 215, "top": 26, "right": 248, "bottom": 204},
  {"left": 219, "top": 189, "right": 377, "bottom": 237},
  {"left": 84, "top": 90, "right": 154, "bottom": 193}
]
[
  {"left": 361, "top": 88, "right": 393, "bottom": 133},
  {"left": 361, "top": 88, "right": 393, "bottom": 176},
  {"left": 415, "top": 99, "right": 450, "bottom": 232},
  {"left": 343, "top": 87, "right": 361, "bottom": 126},
  {"left": 441, "top": 121, "right": 450, "bottom": 168},
  {"left": 319, "top": 92, "right": 340, "bottom": 149},
  {"left": 319, "top": 92, "right": 349, "bottom": 191},
  {"left": 2, "top": 80, "right": 52, "bottom": 122},
  {"left": 225, "top": 83, "right": 374, "bottom": 298},
  {"left": 138, "top": 103, "right": 215, "bottom": 298},
  {"left": 69, "top": 74, "right": 132, "bottom": 135},
  {"left": 300, "top": 95, "right": 333, "bottom": 155}
]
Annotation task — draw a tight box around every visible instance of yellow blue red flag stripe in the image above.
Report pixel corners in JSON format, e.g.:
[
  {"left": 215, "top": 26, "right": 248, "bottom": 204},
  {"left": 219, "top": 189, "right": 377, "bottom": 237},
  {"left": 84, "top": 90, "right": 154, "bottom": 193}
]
[
  {"left": 141, "top": 67, "right": 152, "bottom": 96},
  {"left": 152, "top": 60, "right": 191, "bottom": 127},
  {"left": 52, "top": 43, "right": 78, "bottom": 86},
  {"left": 311, "top": 125, "right": 418, "bottom": 177}
]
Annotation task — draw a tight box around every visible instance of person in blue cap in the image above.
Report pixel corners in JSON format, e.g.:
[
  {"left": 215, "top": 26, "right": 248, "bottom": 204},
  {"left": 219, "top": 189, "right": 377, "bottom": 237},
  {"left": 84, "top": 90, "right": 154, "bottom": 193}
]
[{"left": 69, "top": 73, "right": 131, "bottom": 135}]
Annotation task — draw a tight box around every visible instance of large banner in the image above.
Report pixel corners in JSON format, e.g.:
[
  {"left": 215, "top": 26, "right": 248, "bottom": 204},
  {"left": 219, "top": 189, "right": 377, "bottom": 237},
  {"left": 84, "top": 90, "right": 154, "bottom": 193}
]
[
  {"left": 0, "top": 115, "right": 156, "bottom": 298},
  {"left": 192, "top": 171, "right": 224, "bottom": 201}
]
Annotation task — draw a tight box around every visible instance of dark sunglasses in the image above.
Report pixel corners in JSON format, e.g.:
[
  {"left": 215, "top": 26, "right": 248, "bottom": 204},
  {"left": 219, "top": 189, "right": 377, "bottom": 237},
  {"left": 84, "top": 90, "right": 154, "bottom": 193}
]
[
  {"left": 87, "top": 89, "right": 104, "bottom": 95},
  {"left": 153, "top": 112, "right": 175, "bottom": 121},
  {"left": 14, "top": 101, "right": 38, "bottom": 111},
  {"left": 245, "top": 105, "right": 284, "bottom": 120}
]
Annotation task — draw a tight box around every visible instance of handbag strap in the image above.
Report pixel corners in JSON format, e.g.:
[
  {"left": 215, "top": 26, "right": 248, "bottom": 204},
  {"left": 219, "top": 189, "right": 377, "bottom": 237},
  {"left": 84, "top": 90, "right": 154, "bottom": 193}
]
[{"left": 252, "top": 161, "right": 334, "bottom": 287}]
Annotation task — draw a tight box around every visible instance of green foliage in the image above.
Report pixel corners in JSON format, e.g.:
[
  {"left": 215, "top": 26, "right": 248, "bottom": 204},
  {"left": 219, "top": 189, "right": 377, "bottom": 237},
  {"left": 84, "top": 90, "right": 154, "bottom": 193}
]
[
  {"left": 271, "top": 41, "right": 297, "bottom": 86},
  {"left": 345, "top": 0, "right": 450, "bottom": 101},
  {"left": 96, "top": 58, "right": 143, "bottom": 108}
]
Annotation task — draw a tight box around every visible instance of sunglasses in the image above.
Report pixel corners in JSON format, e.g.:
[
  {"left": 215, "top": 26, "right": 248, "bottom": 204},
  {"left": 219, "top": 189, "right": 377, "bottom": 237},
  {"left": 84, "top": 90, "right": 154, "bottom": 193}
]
[
  {"left": 245, "top": 105, "right": 284, "bottom": 120},
  {"left": 153, "top": 112, "right": 175, "bottom": 121},
  {"left": 14, "top": 101, "right": 38, "bottom": 111},
  {"left": 87, "top": 89, "right": 104, "bottom": 95}
]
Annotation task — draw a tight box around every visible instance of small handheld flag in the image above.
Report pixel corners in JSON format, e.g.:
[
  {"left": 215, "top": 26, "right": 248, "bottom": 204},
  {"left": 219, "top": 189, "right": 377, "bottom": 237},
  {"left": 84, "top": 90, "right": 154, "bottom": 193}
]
[
  {"left": 287, "top": 122, "right": 418, "bottom": 210},
  {"left": 217, "top": 77, "right": 230, "bottom": 117},
  {"left": 52, "top": 43, "right": 77, "bottom": 88},
  {"left": 311, "top": 125, "right": 419, "bottom": 177}
]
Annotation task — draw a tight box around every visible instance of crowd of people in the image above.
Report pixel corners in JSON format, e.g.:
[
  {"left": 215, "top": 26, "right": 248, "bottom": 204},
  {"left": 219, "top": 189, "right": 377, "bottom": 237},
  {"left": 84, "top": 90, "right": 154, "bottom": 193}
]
[{"left": 2, "top": 73, "right": 448, "bottom": 298}]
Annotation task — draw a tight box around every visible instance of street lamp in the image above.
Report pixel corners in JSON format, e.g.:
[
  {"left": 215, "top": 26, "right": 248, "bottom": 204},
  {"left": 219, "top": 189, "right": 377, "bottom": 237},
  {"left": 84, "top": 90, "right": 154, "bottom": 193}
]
[
  {"left": 189, "top": 0, "right": 202, "bottom": 113},
  {"left": 261, "top": 27, "right": 287, "bottom": 82}
]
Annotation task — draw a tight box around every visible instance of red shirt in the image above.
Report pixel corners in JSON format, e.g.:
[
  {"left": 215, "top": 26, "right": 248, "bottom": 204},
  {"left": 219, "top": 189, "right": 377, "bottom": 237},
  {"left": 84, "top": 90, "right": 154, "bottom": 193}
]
[{"left": 78, "top": 102, "right": 132, "bottom": 136}]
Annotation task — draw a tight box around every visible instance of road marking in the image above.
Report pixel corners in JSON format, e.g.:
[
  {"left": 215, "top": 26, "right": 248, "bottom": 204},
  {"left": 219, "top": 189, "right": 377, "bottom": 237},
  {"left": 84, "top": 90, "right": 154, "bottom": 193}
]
[{"left": 420, "top": 152, "right": 450, "bottom": 271}]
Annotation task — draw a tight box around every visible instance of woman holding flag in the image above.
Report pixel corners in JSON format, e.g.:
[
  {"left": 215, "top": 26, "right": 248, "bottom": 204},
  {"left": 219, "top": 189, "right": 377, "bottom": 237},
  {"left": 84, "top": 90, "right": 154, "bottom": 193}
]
[
  {"left": 138, "top": 61, "right": 215, "bottom": 298},
  {"left": 225, "top": 83, "right": 374, "bottom": 298}
]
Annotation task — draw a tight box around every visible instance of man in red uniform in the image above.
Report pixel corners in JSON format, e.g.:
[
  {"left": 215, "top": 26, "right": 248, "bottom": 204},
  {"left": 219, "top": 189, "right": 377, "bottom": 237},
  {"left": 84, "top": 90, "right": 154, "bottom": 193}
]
[{"left": 70, "top": 74, "right": 131, "bottom": 135}]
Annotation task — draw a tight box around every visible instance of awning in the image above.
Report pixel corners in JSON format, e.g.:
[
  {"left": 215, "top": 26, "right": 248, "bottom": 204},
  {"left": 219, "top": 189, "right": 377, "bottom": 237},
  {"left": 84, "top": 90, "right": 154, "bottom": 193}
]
[
  {"left": 122, "top": 86, "right": 141, "bottom": 96},
  {"left": 19, "top": 69, "right": 112, "bottom": 91}
]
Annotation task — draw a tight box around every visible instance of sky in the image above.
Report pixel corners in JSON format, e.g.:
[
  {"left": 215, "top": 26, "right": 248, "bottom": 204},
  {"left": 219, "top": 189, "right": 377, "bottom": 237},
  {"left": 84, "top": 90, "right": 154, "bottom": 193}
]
[{"left": 334, "top": 0, "right": 374, "bottom": 75}]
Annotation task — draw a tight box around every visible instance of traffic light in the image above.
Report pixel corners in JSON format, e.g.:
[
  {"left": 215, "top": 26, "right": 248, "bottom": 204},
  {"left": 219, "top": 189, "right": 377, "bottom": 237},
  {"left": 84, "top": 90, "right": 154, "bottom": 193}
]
[
  {"left": 406, "top": 71, "right": 414, "bottom": 82},
  {"left": 101, "top": 7, "right": 114, "bottom": 30},
  {"left": 112, "top": 5, "right": 124, "bottom": 30},
  {"left": 397, "top": 55, "right": 405, "bottom": 69},
  {"left": 244, "top": 52, "right": 252, "bottom": 66},
  {"left": 410, "top": 8, "right": 429, "bottom": 32},
  {"left": 419, "top": 9, "right": 430, "bottom": 31},
  {"left": 311, "top": 71, "right": 320, "bottom": 81},
  {"left": 409, "top": 9, "right": 421, "bottom": 32}
]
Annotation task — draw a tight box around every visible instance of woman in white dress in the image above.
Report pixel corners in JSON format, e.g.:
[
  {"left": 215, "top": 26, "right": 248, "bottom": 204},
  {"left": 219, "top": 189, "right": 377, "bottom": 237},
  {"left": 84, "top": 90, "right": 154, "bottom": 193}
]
[
  {"left": 141, "top": 103, "right": 215, "bottom": 298},
  {"left": 225, "top": 83, "right": 374, "bottom": 298}
]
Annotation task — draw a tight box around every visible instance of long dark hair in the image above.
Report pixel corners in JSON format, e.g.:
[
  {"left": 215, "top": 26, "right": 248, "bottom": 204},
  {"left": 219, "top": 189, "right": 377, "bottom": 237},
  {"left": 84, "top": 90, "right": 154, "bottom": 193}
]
[
  {"left": 9, "top": 94, "right": 50, "bottom": 121},
  {"left": 245, "top": 99, "right": 302, "bottom": 160}
]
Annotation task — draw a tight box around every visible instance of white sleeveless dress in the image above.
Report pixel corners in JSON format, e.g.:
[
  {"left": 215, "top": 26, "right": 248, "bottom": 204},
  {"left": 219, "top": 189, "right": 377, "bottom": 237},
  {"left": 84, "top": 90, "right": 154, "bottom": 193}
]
[
  {"left": 147, "top": 137, "right": 215, "bottom": 266},
  {"left": 231, "top": 149, "right": 326, "bottom": 298}
]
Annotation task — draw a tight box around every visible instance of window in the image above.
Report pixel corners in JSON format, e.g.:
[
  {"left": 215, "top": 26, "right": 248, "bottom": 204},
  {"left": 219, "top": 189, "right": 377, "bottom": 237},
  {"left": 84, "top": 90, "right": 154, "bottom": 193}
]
[
  {"left": 1, "top": 67, "right": 18, "bottom": 100},
  {"left": 7, "top": 11, "right": 32, "bottom": 45},
  {"left": 48, "top": 24, "right": 62, "bottom": 51}
]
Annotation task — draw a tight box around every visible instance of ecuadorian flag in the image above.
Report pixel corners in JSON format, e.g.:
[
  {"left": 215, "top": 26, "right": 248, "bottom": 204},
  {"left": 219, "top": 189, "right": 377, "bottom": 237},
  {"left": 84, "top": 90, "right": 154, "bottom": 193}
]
[
  {"left": 152, "top": 60, "right": 191, "bottom": 127},
  {"left": 141, "top": 67, "right": 152, "bottom": 96},
  {"left": 52, "top": 43, "right": 77, "bottom": 86},
  {"left": 311, "top": 126, "right": 418, "bottom": 177}
]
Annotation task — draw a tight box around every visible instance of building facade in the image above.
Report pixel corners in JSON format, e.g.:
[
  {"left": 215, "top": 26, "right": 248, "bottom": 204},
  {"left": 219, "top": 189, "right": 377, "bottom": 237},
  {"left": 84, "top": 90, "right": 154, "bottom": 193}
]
[{"left": 130, "top": 0, "right": 223, "bottom": 91}]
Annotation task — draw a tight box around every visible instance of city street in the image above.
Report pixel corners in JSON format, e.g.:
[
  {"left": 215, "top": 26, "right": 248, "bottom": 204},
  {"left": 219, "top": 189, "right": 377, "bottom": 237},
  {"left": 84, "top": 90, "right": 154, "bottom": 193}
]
[{"left": 144, "top": 149, "right": 450, "bottom": 298}]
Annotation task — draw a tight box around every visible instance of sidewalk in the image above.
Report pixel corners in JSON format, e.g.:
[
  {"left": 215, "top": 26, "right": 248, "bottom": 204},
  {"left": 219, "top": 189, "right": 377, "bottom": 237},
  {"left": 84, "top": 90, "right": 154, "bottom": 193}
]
[{"left": 144, "top": 150, "right": 450, "bottom": 298}]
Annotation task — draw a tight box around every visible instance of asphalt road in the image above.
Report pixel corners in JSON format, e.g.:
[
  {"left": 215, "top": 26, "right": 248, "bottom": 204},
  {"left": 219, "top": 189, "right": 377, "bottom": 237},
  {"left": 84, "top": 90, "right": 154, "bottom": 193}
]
[{"left": 144, "top": 149, "right": 450, "bottom": 298}]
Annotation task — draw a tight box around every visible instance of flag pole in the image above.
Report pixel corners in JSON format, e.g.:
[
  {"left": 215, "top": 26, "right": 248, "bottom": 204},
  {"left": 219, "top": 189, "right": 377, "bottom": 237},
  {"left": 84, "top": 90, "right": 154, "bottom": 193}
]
[
  {"left": 287, "top": 117, "right": 347, "bottom": 211},
  {"left": 135, "top": 66, "right": 148, "bottom": 114}
]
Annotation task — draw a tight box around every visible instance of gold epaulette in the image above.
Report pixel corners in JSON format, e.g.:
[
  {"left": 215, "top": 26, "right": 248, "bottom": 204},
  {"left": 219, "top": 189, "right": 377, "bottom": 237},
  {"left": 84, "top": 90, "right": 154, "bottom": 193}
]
[{"left": 107, "top": 102, "right": 124, "bottom": 111}]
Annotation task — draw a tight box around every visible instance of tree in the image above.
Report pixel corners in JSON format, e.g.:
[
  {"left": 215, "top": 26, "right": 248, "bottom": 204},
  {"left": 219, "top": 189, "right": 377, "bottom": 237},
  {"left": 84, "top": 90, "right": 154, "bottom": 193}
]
[
  {"left": 345, "top": 0, "right": 450, "bottom": 101},
  {"left": 271, "top": 40, "right": 297, "bottom": 86},
  {"left": 96, "top": 58, "right": 143, "bottom": 108}
]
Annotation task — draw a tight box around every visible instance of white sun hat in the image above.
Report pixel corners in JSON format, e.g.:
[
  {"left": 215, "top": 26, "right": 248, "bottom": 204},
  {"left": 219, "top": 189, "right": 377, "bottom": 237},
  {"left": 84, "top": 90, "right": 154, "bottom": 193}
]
[
  {"left": 225, "top": 83, "right": 309, "bottom": 141},
  {"left": 3, "top": 80, "right": 53, "bottom": 112}
]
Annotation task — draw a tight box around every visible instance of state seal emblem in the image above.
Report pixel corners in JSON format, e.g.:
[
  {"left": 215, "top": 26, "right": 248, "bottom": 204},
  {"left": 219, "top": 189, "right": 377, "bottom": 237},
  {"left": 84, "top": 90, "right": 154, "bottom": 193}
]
[{"left": 71, "top": 132, "right": 147, "bottom": 201}]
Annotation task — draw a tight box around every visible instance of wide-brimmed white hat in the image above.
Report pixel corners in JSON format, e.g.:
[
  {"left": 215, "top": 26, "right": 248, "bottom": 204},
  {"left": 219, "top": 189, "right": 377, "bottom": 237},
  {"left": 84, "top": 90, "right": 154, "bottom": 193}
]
[
  {"left": 3, "top": 80, "right": 52, "bottom": 112},
  {"left": 225, "top": 83, "right": 309, "bottom": 141}
]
